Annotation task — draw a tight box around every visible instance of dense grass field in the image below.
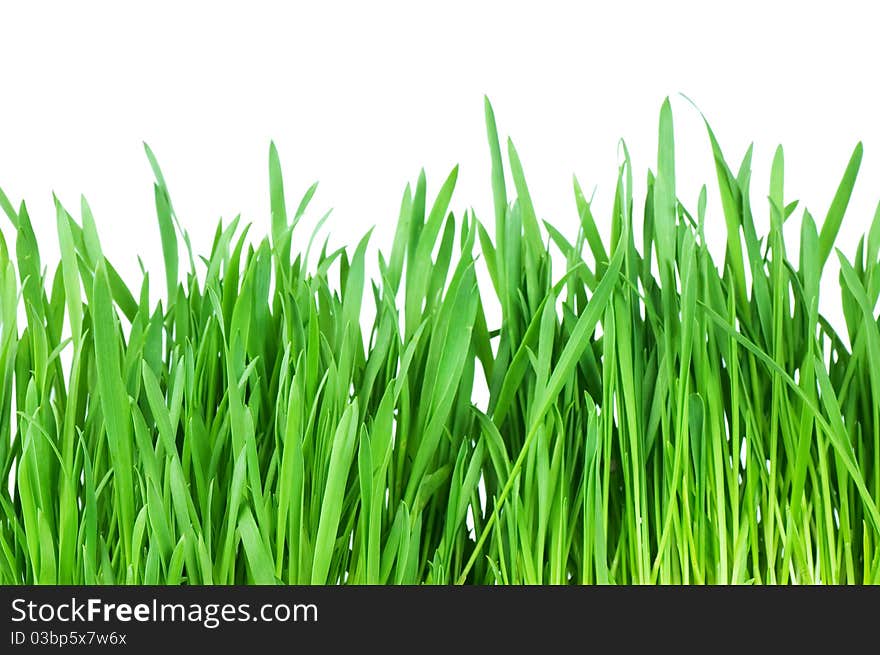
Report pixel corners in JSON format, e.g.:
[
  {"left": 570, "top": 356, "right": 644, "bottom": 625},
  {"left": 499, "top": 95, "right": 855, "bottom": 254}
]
[{"left": 1, "top": 99, "right": 879, "bottom": 585}]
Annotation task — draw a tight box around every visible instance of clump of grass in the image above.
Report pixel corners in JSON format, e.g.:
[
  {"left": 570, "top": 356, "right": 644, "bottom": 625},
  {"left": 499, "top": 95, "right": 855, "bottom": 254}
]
[{"left": 1, "top": 98, "right": 879, "bottom": 585}]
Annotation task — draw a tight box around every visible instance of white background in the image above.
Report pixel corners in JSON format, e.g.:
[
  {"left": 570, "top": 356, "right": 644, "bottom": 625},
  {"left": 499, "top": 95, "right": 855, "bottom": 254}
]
[{"left": 1, "top": 1, "right": 878, "bottom": 331}]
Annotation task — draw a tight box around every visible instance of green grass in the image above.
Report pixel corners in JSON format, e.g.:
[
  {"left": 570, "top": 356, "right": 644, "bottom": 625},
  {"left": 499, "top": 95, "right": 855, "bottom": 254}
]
[{"left": 1, "top": 97, "right": 879, "bottom": 584}]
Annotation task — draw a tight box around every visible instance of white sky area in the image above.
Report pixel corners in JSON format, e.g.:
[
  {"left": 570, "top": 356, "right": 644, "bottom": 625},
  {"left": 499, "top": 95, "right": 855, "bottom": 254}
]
[{"left": 1, "top": 1, "right": 878, "bottom": 338}]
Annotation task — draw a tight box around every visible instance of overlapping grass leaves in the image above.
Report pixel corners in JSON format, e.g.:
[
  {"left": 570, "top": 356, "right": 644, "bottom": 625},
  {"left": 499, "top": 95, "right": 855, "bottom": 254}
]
[{"left": 0, "top": 98, "right": 879, "bottom": 584}]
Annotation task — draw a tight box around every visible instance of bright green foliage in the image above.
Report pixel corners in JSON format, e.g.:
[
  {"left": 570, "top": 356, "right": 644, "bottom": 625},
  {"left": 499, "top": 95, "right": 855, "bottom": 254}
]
[{"left": 1, "top": 99, "right": 879, "bottom": 585}]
